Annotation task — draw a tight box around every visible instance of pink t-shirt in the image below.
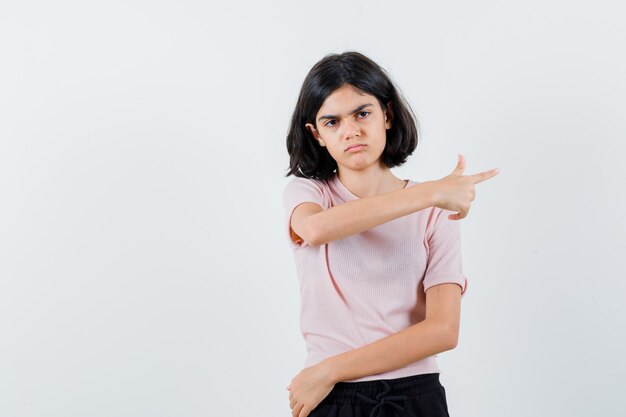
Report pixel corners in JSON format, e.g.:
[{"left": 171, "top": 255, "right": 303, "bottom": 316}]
[{"left": 282, "top": 171, "right": 468, "bottom": 382}]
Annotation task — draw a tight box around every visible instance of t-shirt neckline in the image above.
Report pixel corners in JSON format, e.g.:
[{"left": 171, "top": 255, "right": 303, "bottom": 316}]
[{"left": 331, "top": 172, "right": 414, "bottom": 201}]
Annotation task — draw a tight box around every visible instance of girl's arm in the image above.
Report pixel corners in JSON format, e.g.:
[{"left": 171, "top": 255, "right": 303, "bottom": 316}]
[
  {"left": 294, "top": 181, "right": 438, "bottom": 246},
  {"left": 321, "top": 282, "right": 462, "bottom": 383}
]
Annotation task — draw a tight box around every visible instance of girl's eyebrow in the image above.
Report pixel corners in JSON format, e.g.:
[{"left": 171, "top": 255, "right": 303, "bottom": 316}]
[{"left": 318, "top": 103, "right": 373, "bottom": 122}]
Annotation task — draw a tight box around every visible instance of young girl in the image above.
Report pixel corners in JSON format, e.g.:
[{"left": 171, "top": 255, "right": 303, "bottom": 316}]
[{"left": 283, "top": 51, "right": 499, "bottom": 417}]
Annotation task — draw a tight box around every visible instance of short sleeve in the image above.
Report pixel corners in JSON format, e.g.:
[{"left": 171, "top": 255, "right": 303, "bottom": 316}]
[
  {"left": 422, "top": 208, "right": 469, "bottom": 296},
  {"left": 282, "top": 177, "right": 327, "bottom": 249}
]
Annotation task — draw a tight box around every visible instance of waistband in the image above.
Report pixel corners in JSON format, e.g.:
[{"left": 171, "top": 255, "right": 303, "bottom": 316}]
[{"left": 319, "top": 372, "right": 442, "bottom": 405}]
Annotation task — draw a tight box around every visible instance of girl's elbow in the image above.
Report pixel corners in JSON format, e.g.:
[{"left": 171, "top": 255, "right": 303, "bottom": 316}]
[
  {"left": 304, "top": 218, "right": 325, "bottom": 246},
  {"left": 446, "top": 329, "right": 459, "bottom": 349}
]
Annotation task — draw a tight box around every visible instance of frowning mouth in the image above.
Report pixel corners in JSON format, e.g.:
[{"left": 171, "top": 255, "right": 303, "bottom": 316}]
[{"left": 346, "top": 144, "right": 366, "bottom": 152}]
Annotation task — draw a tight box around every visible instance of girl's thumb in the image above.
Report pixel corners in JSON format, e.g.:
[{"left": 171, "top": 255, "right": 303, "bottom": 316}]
[{"left": 453, "top": 154, "right": 465, "bottom": 174}]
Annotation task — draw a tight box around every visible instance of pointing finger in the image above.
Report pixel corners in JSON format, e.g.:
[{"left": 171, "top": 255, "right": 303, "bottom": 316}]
[{"left": 471, "top": 168, "right": 500, "bottom": 184}]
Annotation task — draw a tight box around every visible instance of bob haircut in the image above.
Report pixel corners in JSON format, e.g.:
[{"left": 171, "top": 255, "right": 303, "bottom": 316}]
[{"left": 285, "top": 50, "right": 420, "bottom": 180}]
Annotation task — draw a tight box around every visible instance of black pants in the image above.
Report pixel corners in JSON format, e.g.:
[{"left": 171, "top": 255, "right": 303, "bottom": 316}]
[{"left": 308, "top": 372, "right": 450, "bottom": 417}]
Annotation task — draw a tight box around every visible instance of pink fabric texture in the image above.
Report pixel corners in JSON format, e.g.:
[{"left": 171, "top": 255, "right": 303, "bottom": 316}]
[{"left": 282, "top": 171, "right": 468, "bottom": 382}]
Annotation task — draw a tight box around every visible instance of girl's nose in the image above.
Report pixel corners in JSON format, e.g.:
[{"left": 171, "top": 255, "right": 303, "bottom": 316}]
[{"left": 342, "top": 119, "right": 360, "bottom": 138}]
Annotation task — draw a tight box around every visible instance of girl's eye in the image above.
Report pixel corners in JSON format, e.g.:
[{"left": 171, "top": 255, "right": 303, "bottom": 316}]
[{"left": 324, "top": 111, "right": 370, "bottom": 127}]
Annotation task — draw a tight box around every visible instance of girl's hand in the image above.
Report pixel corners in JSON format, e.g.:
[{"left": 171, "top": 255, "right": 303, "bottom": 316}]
[
  {"left": 286, "top": 361, "right": 336, "bottom": 417},
  {"left": 431, "top": 154, "right": 499, "bottom": 220}
]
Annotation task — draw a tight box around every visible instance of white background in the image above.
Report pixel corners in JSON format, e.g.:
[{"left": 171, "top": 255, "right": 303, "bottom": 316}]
[{"left": 1, "top": 1, "right": 624, "bottom": 416}]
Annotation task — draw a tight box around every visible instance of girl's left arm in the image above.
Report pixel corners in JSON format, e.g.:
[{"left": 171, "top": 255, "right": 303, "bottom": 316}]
[{"left": 321, "top": 283, "right": 462, "bottom": 383}]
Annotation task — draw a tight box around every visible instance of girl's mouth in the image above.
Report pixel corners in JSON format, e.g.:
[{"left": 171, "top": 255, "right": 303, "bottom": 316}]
[{"left": 346, "top": 144, "right": 366, "bottom": 152}]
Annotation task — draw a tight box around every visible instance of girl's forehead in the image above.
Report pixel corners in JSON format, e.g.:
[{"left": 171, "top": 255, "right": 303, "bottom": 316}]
[
  {"left": 319, "top": 88, "right": 378, "bottom": 114},
  {"left": 324, "top": 85, "right": 368, "bottom": 101}
]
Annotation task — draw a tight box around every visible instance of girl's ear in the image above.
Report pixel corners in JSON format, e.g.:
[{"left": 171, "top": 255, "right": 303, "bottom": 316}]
[
  {"left": 384, "top": 101, "right": 394, "bottom": 129},
  {"left": 305, "top": 122, "right": 325, "bottom": 147}
]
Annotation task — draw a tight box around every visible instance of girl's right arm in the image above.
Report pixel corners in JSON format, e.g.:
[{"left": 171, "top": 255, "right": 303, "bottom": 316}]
[
  {"left": 290, "top": 155, "right": 499, "bottom": 246},
  {"left": 290, "top": 181, "right": 438, "bottom": 247}
]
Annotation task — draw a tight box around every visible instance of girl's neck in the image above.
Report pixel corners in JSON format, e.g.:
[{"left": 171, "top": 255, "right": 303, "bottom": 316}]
[{"left": 335, "top": 168, "right": 406, "bottom": 199}]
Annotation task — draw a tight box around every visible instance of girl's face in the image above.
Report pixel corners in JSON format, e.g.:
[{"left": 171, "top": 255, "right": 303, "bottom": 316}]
[{"left": 305, "top": 84, "right": 393, "bottom": 173}]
